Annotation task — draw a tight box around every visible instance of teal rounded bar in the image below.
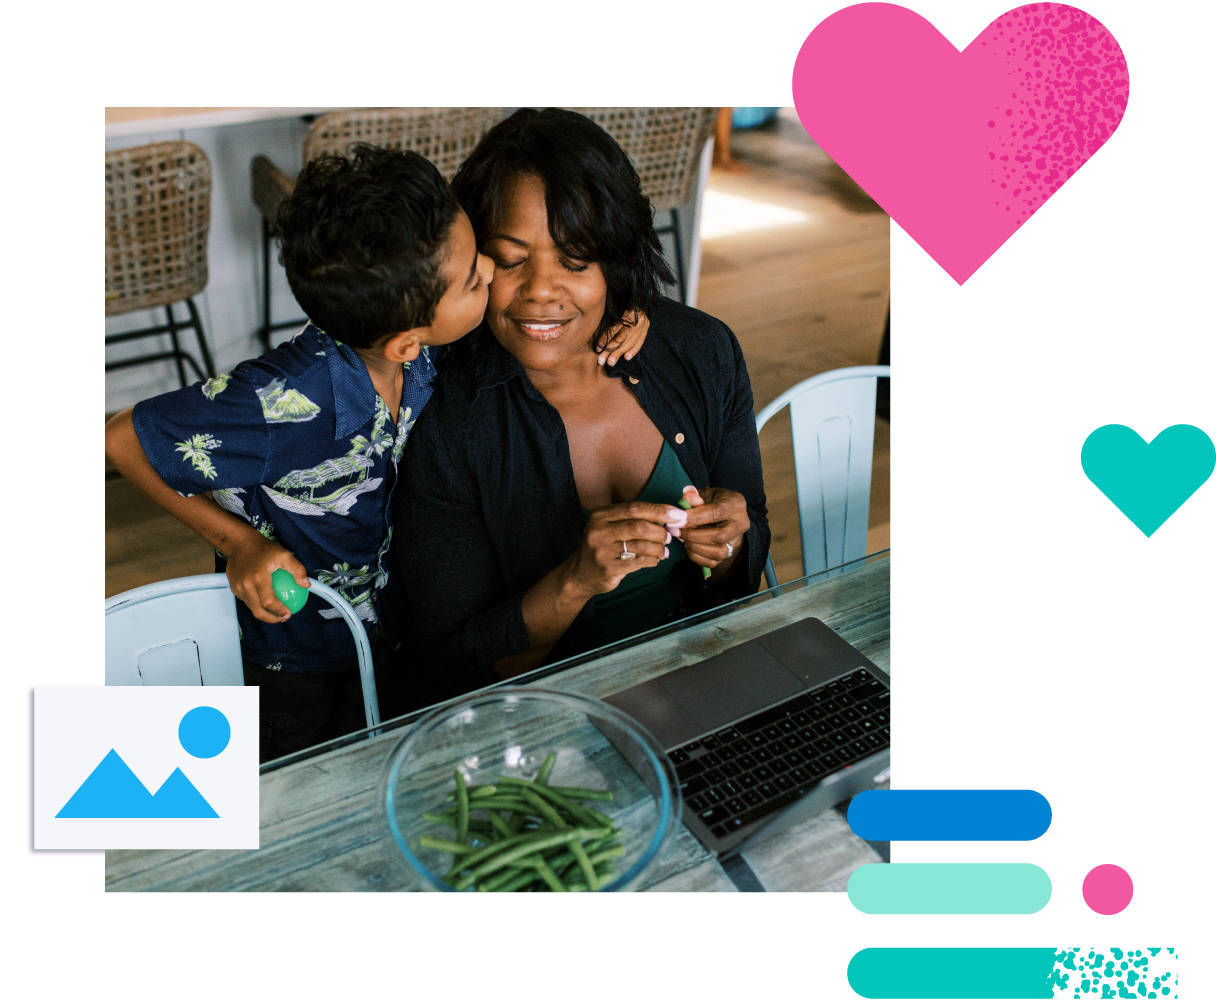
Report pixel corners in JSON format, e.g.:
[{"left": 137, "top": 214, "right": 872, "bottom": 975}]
[
  {"left": 847, "top": 949, "right": 1058, "bottom": 998},
  {"left": 848, "top": 863, "right": 1051, "bottom": 913}
]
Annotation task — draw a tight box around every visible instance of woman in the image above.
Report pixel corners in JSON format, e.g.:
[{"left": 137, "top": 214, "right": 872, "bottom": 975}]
[{"left": 397, "top": 108, "right": 769, "bottom": 699}]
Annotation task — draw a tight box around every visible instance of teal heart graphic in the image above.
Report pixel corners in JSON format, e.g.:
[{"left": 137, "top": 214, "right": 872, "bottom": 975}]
[{"left": 1081, "top": 424, "right": 1215, "bottom": 537}]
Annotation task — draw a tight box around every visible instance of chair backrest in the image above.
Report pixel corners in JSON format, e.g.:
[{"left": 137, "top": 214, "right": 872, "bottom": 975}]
[
  {"left": 303, "top": 108, "right": 507, "bottom": 180},
  {"left": 105, "top": 574, "right": 380, "bottom": 728},
  {"left": 567, "top": 108, "right": 718, "bottom": 210},
  {"left": 755, "top": 366, "right": 890, "bottom": 580},
  {"left": 105, "top": 140, "right": 211, "bottom": 317}
]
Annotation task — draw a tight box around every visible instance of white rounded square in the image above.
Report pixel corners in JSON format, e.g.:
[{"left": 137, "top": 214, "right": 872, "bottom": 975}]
[{"left": 34, "top": 686, "right": 259, "bottom": 850}]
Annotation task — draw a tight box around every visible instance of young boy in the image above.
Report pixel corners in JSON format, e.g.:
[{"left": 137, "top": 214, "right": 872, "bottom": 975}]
[{"left": 105, "top": 145, "right": 645, "bottom": 760}]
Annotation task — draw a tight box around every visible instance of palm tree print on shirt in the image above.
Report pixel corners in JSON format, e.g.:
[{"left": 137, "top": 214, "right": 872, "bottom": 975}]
[
  {"left": 316, "top": 561, "right": 380, "bottom": 622},
  {"left": 176, "top": 434, "right": 222, "bottom": 480},
  {"left": 347, "top": 398, "right": 395, "bottom": 459}
]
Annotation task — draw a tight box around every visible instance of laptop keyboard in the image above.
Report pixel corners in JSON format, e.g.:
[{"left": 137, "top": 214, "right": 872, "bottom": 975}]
[{"left": 667, "top": 667, "right": 890, "bottom": 839}]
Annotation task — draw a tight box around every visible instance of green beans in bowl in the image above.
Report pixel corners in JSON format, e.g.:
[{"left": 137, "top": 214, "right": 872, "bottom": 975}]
[{"left": 380, "top": 688, "right": 680, "bottom": 891}]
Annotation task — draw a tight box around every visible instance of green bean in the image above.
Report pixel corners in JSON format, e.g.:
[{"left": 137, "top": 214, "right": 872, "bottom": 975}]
[
  {"left": 420, "top": 835, "right": 477, "bottom": 854},
  {"left": 426, "top": 762, "right": 625, "bottom": 890},
  {"left": 498, "top": 778, "right": 614, "bottom": 829},
  {"left": 478, "top": 866, "right": 539, "bottom": 892},
  {"left": 466, "top": 796, "right": 535, "bottom": 812},
  {"left": 534, "top": 752, "right": 557, "bottom": 786},
  {"left": 564, "top": 859, "right": 618, "bottom": 892},
  {"left": 452, "top": 829, "right": 602, "bottom": 891},
  {"left": 519, "top": 787, "right": 567, "bottom": 829},
  {"left": 565, "top": 802, "right": 615, "bottom": 830},
  {"left": 422, "top": 812, "right": 495, "bottom": 836},
  {"left": 588, "top": 845, "right": 626, "bottom": 865},
  {"left": 546, "top": 786, "right": 614, "bottom": 802},
  {"left": 486, "top": 811, "right": 514, "bottom": 839},
  {"left": 454, "top": 769, "right": 469, "bottom": 844},
  {"left": 499, "top": 868, "right": 546, "bottom": 892},
  {"left": 443, "top": 829, "right": 556, "bottom": 879},
  {"left": 445, "top": 784, "right": 499, "bottom": 802},
  {"left": 525, "top": 856, "right": 567, "bottom": 892},
  {"left": 569, "top": 839, "right": 599, "bottom": 890},
  {"left": 544, "top": 832, "right": 615, "bottom": 874},
  {"left": 476, "top": 867, "right": 521, "bottom": 892}
]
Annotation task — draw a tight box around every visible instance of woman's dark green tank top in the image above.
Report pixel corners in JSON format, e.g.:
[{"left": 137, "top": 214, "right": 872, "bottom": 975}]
[{"left": 582, "top": 439, "right": 693, "bottom": 647}]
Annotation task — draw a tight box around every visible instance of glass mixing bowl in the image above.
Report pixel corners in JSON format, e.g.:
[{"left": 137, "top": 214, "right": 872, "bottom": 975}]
[{"left": 380, "top": 687, "right": 681, "bottom": 891}]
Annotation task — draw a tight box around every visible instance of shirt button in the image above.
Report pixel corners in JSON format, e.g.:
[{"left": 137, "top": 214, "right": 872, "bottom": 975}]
[
  {"left": 675, "top": 433, "right": 685, "bottom": 444},
  {"left": 628, "top": 376, "right": 639, "bottom": 385}
]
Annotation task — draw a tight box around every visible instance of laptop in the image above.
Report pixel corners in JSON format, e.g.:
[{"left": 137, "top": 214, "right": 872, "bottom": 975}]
[{"left": 603, "top": 616, "right": 890, "bottom": 856}]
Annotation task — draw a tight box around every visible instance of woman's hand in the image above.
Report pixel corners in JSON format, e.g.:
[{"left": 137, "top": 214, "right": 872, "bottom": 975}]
[
  {"left": 595, "top": 310, "right": 649, "bottom": 367},
  {"left": 563, "top": 500, "right": 685, "bottom": 598},
  {"left": 673, "top": 486, "right": 750, "bottom": 581},
  {"left": 223, "top": 533, "right": 310, "bottom": 624}
]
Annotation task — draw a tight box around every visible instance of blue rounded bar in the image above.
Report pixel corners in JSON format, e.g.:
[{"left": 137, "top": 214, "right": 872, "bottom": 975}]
[{"left": 847, "top": 790, "right": 1052, "bottom": 841}]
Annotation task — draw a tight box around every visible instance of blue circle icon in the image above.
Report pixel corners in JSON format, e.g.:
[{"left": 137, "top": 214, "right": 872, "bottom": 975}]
[{"left": 178, "top": 706, "right": 231, "bottom": 758}]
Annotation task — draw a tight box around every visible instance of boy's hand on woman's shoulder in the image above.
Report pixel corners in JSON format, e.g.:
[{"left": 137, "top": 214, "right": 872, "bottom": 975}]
[
  {"left": 224, "top": 533, "right": 310, "bottom": 624},
  {"left": 595, "top": 310, "right": 649, "bottom": 367}
]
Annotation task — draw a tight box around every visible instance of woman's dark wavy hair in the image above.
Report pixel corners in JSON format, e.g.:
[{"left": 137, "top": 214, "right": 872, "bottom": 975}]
[
  {"left": 450, "top": 108, "right": 675, "bottom": 346},
  {"left": 276, "top": 144, "right": 460, "bottom": 349}
]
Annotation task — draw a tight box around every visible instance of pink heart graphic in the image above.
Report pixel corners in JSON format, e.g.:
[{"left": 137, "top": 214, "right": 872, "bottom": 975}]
[{"left": 792, "top": 3, "right": 1129, "bottom": 283}]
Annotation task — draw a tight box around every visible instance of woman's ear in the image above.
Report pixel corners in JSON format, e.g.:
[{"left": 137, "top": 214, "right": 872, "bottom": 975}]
[{"left": 382, "top": 330, "right": 423, "bottom": 364}]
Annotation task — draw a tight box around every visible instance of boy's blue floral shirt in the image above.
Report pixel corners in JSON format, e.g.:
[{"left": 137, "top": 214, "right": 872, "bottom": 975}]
[{"left": 132, "top": 324, "right": 438, "bottom": 673}]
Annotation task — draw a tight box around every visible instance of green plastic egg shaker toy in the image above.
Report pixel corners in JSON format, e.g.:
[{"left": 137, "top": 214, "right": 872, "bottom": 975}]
[{"left": 271, "top": 568, "right": 309, "bottom": 614}]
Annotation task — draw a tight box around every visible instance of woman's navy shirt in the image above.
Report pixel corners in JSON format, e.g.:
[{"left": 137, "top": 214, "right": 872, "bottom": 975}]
[{"left": 396, "top": 297, "right": 770, "bottom": 696}]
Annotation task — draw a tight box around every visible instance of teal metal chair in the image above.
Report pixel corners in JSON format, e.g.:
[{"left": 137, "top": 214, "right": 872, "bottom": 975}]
[
  {"left": 104, "top": 574, "right": 380, "bottom": 728},
  {"left": 755, "top": 365, "right": 891, "bottom": 587}
]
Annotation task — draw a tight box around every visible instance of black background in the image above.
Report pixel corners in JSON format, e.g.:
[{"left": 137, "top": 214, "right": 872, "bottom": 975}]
[{"left": 73, "top": 5, "right": 1196, "bottom": 948}]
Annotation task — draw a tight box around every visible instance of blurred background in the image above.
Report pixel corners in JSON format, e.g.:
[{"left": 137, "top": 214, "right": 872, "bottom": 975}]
[{"left": 105, "top": 107, "right": 889, "bottom": 598}]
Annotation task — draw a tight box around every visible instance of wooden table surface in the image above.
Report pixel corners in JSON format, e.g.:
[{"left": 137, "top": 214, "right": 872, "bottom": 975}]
[{"left": 106, "top": 555, "right": 889, "bottom": 892}]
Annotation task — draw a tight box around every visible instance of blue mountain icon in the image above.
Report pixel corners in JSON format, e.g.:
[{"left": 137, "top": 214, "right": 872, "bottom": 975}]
[{"left": 56, "top": 749, "right": 219, "bottom": 819}]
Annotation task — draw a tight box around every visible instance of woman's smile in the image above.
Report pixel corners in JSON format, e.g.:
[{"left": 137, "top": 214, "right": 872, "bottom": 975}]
[{"left": 511, "top": 316, "right": 572, "bottom": 341}]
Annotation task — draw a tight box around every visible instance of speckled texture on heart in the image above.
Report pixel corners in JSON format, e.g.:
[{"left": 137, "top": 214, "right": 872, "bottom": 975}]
[{"left": 793, "top": 4, "right": 1129, "bottom": 283}]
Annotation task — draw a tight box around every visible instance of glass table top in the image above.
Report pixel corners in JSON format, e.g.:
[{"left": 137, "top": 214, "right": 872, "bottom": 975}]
[{"left": 260, "top": 549, "right": 891, "bottom": 774}]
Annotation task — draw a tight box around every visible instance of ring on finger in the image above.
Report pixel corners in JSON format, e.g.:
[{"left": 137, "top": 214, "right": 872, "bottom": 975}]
[
  {"left": 620, "top": 541, "right": 637, "bottom": 561},
  {"left": 725, "top": 541, "right": 734, "bottom": 558}
]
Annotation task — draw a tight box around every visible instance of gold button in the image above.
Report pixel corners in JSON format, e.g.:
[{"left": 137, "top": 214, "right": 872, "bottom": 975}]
[
  {"left": 628, "top": 376, "right": 639, "bottom": 384},
  {"left": 675, "top": 433, "right": 685, "bottom": 444}
]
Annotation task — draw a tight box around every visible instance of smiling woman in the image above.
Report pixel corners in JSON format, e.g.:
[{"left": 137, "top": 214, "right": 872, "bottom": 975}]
[{"left": 394, "top": 109, "right": 771, "bottom": 704}]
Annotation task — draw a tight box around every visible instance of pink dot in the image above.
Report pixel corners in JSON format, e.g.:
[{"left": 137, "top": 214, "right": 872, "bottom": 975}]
[{"left": 1082, "top": 864, "right": 1133, "bottom": 914}]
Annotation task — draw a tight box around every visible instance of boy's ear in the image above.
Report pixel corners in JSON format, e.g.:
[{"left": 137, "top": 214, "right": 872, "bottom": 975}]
[{"left": 381, "top": 330, "right": 423, "bottom": 364}]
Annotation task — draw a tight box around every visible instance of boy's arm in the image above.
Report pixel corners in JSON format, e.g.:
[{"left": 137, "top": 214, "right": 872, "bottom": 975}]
[
  {"left": 594, "top": 310, "right": 649, "bottom": 367},
  {"left": 105, "top": 408, "right": 309, "bottom": 623}
]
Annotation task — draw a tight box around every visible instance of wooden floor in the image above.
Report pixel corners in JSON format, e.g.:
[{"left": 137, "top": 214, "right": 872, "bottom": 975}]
[
  {"left": 105, "top": 114, "right": 889, "bottom": 598},
  {"left": 698, "top": 112, "right": 890, "bottom": 585}
]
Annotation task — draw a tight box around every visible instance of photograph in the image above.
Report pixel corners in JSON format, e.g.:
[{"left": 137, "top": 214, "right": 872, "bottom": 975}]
[{"left": 103, "top": 105, "right": 891, "bottom": 892}]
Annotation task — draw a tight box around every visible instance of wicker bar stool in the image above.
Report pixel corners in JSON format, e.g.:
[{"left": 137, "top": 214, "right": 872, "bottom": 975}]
[
  {"left": 568, "top": 108, "right": 718, "bottom": 304},
  {"left": 250, "top": 107, "right": 507, "bottom": 351},
  {"left": 106, "top": 141, "right": 216, "bottom": 388}
]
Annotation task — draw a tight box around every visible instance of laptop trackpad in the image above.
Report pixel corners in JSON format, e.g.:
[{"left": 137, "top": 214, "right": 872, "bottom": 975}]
[
  {"left": 603, "top": 679, "right": 705, "bottom": 749},
  {"left": 657, "top": 643, "right": 804, "bottom": 733}
]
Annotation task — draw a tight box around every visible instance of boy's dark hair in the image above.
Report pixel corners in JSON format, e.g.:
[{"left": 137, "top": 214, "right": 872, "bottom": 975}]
[
  {"left": 276, "top": 144, "right": 461, "bottom": 349},
  {"left": 450, "top": 108, "right": 674, "bottom": 342}
]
